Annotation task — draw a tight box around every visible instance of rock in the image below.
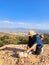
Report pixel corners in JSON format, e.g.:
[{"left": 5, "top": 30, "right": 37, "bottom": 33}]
[{"left": 19, "top": 52, "right": 27, "bottom": 58}]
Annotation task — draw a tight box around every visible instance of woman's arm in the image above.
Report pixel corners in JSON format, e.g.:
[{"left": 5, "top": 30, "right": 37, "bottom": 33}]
[{"left": 27, "top": 44, "right": 37, "bottom": 53}]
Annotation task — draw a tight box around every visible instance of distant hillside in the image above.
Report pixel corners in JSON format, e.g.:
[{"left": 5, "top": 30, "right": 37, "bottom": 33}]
[{"left": 0, "top": 28, "right": 49, "bottom": 34}]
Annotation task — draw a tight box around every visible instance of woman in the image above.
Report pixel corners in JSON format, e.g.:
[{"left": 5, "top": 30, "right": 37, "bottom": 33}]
[{"left": 27, "top": 30, "right": 44, "bottom": 55}]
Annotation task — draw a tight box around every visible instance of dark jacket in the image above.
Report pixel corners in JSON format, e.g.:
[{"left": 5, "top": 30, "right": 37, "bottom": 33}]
[{"left": 28, "top": 35, "right": 36, "bottom": 48}]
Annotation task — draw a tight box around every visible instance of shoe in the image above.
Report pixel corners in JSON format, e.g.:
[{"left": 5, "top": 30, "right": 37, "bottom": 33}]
[
  {"left": 41, "top": 48, "right": 43, "bottom": 53},
  {"left": 28, "top": 51, "right": 33, "bottom": 54}
]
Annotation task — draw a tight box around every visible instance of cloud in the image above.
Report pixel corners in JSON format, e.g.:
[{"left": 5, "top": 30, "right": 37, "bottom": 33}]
[
  {"left": 0, "top": 20, "right": 49, "bottom": 30},
  {"left": 0, "top": 20, "right": 31, "bottom": 28}
]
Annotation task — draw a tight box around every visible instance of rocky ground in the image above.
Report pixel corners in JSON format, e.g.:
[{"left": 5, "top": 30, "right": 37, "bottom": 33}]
[{"left": 0, "top": 44, "right": 49, "bottom": 65}]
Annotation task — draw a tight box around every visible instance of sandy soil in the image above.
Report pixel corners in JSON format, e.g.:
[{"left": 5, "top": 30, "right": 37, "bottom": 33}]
[{"left": 0, "top": 44, "right": 49, "bottom": 65}]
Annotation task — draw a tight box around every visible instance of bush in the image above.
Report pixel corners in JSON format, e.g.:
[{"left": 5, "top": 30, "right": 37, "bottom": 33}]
[
  {"left": 43, "top": 34, "right": 49, "bottom": 44},
  {"left": 0, "top": 33, "right": 49, "bottom": 47},
  {"left": 0, "top": 34, "right": 28, "bottom": 47},
  {"left": 0, "top": 40, "right": 4, "bottom": 47},
  {"left": 17, "top": 36, "right": 28, "bottom": 44}
]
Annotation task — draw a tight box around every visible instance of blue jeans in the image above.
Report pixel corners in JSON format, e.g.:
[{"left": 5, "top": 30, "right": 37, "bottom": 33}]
[{"left": 35, "top": 44, "right": 43, "bottom": 55}]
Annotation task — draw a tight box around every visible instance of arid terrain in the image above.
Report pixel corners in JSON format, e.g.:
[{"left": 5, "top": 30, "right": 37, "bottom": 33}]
[{"left": 0, "top": 44, "right": 49, "bottom": 65}]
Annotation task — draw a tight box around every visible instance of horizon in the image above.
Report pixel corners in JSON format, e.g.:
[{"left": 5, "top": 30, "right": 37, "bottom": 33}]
[{"left": 0, "top": 28, "right": 49, "bottom": 34}]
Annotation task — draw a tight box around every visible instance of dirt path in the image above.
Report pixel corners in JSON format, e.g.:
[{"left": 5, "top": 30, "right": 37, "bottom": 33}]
[{"left": 0, "top": 44, "right": 49, "bottom": 65}]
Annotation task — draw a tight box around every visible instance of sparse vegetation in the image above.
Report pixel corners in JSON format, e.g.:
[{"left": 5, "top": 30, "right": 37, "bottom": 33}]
[
  {"left": 0, "top": 32, "right": 49, "bottom": 47},
  {"left": 0, "top": 32, "right": 28, "bottom": 47},
  {"left": 43, "top": 34, "right": 49, "bottom": 44}
]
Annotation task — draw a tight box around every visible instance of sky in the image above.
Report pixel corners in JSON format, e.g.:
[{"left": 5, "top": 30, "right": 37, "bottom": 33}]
[{"left": 0, "top": 0, "right": 49, "bottom": 30}]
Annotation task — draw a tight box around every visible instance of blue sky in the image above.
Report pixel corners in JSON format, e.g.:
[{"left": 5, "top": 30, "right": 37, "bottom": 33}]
[{"left": 0, "top": 0, "right": 49, "bottom": 30}]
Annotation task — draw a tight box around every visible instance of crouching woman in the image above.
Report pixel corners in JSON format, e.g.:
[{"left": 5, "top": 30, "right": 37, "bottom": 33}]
[{"left": 27, "top": 31, "right": 44, "bottom": 55}]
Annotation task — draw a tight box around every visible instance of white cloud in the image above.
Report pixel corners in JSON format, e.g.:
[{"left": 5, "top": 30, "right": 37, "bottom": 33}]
[{"left": 0, "top": 20, "right": 49, "bottom": 30}]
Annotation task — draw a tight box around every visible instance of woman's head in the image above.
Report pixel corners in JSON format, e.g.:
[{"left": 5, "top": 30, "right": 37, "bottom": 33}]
[
  {"left": 40, "top": 34, "right": 44, "bottom": 40},
  {"left": 36, "top": 32, "right": 44, "bottom": 40}
]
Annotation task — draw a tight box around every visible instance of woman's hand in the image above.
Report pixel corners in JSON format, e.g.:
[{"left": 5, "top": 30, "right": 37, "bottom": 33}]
[{"left": 27, "top": 44, "right": 37, "bottom": 53}]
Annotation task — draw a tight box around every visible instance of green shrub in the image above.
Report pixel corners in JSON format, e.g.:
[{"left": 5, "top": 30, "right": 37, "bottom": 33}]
[
  {"left": 0, "top": 33, "right": 49, "bottom": 47},
  {"left": 43, "top": 34, "right": 49, "bottom": 44},
  {"left": 0, "top": 40, "right": 4, "bottom": 47}
]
